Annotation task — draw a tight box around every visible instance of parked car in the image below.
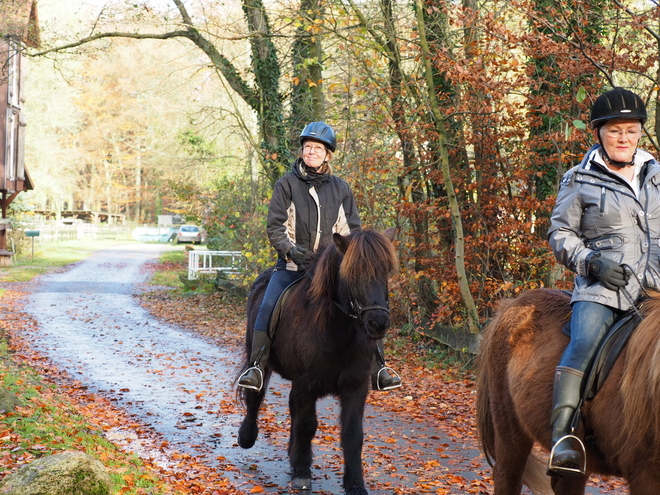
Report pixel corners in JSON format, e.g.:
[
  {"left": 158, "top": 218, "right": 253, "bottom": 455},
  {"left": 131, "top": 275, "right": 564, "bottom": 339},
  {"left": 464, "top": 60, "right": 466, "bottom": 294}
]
[{"left": 176, "top": 225, "right": 206, "bottom": 244}]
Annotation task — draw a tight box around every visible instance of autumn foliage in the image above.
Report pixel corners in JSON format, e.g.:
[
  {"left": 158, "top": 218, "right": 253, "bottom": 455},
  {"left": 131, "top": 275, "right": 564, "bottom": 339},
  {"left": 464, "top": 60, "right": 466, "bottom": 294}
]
[{"left": 22, "top": 0, "right": 660, "bottom": 337}]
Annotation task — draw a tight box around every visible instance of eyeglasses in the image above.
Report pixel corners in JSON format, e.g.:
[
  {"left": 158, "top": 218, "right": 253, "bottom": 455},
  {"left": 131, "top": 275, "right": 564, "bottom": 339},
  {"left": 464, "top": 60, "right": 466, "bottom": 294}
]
[
  {"left": 603, "top": 128, "right": 642, "bottom": 139},
  {"left": 302, "top": 144, "right": 327, "bottom": 155}
]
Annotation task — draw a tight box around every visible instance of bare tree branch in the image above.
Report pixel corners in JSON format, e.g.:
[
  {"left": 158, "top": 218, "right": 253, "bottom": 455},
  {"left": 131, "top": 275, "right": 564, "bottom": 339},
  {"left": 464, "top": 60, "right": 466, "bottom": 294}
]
[
  {"left": 611, "top": 0, "right": 660, "bottom": 43},
  {"left": 30, "top": 31, "right": 192, "bottom": 56}
]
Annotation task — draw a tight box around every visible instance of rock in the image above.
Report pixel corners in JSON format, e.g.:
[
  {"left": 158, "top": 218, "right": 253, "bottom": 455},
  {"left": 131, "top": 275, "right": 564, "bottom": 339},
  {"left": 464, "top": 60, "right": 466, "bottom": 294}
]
[
  {"left": 0, "top": 387, "right": 21, "bottom": 413},
  {"left": 0, "top": 450, "right": 112, "bottom": 495}
]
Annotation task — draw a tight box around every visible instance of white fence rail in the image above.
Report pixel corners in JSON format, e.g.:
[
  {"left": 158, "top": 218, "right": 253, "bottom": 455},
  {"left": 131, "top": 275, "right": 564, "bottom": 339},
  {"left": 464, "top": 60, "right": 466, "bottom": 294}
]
[{"left": 188, "top": 250, "right": 242, "bottom": 280}]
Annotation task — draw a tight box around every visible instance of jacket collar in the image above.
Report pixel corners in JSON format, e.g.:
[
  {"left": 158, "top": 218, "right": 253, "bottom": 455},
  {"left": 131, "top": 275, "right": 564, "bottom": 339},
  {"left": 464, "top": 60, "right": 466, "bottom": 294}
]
[{"left": 578, "top": 144, "right": 660, "bottom": 184}]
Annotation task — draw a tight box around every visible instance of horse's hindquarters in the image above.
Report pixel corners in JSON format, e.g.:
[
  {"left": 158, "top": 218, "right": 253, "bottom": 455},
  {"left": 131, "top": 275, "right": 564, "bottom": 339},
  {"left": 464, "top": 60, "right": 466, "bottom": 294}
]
[{"left": 478, "top": 290, "right": 571, "bottom": 493}]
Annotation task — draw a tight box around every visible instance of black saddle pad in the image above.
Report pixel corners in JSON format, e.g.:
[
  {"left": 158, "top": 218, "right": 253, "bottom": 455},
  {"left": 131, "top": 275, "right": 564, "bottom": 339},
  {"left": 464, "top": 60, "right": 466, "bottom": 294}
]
[{"left": 562, "top": 302, "right": 643, "bottom": 400}]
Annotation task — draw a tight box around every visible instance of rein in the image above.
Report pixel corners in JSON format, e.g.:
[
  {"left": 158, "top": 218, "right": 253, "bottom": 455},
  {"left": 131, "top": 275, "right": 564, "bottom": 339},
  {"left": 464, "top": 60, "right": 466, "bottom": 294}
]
[{"left": 621, "top": 264, "right": 650, "bottom": 320}]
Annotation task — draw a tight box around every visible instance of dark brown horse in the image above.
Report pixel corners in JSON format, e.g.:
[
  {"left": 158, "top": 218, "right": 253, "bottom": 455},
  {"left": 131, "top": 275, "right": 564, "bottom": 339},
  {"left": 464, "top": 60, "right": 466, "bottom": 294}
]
[
  {"left": 237, "top": 228, "right": 398, "bottom": 495},
  {"left": 476, "top": 288, "right": 660, "bottom": 495}
]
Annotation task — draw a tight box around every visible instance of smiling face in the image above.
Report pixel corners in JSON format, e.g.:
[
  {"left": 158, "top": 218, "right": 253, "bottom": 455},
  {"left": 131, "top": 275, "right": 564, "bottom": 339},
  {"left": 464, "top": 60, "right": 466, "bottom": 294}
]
[
  {"left": 301, "top": 140, "right": 328, "bottom": 168},
  {"left": 596, "top": 119, "right": 643, "bottom": 164}
]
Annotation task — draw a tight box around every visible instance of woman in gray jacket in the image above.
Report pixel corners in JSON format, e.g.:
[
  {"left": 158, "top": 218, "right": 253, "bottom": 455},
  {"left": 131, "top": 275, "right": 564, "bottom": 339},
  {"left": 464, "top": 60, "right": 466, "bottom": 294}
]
[
  {"left": 547, "top": 88, "right": 660, "bottom": 476},
  {"left": 238, "top": 122, "right": 401, "bottom": 393}
]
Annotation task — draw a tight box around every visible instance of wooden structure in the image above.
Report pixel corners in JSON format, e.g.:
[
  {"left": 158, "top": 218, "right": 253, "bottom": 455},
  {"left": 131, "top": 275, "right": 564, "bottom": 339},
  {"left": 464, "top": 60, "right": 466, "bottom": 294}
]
[
  {"left": 34, "top": 209, "right": 126, "bottom": 225},
  {"left": 0, "top": 0, "right": 39, "bottom": 264}
]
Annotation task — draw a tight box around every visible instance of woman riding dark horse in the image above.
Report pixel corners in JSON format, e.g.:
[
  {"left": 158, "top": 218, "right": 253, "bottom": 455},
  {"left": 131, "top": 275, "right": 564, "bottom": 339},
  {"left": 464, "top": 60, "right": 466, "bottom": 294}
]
[
  {"left": 238, "top": 121, "right": 401, "bottom": 393},
  {"left": 547, "top": 87, "right": 660, "bottom": 476}
]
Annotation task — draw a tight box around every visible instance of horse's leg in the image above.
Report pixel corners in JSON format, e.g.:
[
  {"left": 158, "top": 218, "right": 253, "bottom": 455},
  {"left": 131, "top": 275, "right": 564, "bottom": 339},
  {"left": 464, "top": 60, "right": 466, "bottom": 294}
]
[
  {"left": 338, "top": 385, "right": 368, "bottom": 495},
  {"left": 491, "top": 432, "right": 533, "bottom": 495},
  {"left": 489, "top": 393, "right": 536, "bottom": 495},
  {"left": 288, "top": 383, "right": 317, "bottom": 490},
  {"left": 238, "top": 378, "right": 269, "bottom": 448},
  {"left": 551, "top": 474, "right": 588, "bottom": 495},
  {"left": 627, "top": 469, "right": 660, "bottom": 495}
]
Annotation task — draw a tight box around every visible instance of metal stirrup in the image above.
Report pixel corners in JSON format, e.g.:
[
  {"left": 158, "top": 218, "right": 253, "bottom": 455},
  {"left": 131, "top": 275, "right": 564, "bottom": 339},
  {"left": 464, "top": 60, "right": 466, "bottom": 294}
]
[
  {"left": 548, "top": 434, "right": 587, "bottom": 476},
  {"left": 239, "top": 366, "right": 264, "bottom": 392},
  {"left": 375, "top": 367, "right": 401, "bottom": 391}
]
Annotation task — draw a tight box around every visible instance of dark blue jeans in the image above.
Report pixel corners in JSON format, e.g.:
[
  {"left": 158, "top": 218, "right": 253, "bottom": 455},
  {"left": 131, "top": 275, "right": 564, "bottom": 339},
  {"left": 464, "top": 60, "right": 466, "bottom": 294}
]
[
  {"left": 253, "top": 268, "right": 305, "bottom": 335},
  {"left": 558, "top": 301, "right": 621, "bottom": 372}
]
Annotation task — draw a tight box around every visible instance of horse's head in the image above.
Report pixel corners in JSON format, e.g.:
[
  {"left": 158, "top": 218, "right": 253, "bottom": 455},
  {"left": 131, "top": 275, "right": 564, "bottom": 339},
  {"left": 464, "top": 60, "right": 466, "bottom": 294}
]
[{"left": 332, "top": 227, "right": 398, "bottom": 340}]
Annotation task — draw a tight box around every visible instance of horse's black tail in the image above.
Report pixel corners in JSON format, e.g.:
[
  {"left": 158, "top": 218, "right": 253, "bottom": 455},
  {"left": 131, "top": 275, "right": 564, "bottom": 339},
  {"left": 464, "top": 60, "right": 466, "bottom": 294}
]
[{"left": 234, "top": 268, "right": 274, "bottom": 405}]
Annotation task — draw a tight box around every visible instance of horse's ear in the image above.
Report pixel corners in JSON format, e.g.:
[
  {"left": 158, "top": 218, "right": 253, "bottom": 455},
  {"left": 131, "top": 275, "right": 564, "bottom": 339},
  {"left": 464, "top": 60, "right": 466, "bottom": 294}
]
[
  {"left": 383, "top": 227, "right": 396, "bottom": 242},
  {"left": 333, "top": 232, "right": 350, "bottom": 253}
]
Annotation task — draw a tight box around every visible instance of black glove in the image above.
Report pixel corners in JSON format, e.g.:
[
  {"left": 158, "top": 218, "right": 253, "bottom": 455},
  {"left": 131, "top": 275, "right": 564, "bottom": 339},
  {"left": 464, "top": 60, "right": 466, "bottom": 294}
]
[
  {"left": 288, "top": 246, "right": 311, "bottom": 266},
  {"left": 587, "top": 254, "right": 629, "bottom": 291}
]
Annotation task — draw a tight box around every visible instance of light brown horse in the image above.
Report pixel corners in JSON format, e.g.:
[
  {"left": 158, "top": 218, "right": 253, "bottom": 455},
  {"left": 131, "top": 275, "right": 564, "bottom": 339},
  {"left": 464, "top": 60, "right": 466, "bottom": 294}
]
[{"left": 477, "top": 288, "right": 660, "bottom": 495}]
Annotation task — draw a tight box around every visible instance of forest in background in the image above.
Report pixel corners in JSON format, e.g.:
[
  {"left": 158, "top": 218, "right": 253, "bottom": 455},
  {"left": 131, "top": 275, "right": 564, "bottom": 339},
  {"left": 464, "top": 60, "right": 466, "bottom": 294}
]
[{"left": 12, "top": 0, "right": 660, "bottom": 338}]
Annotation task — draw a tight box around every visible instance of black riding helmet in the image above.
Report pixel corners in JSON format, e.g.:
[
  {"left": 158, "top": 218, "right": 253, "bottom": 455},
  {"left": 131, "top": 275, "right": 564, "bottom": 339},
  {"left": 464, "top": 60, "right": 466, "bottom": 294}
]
[
  {"left": 590, "top": 87, "right": 647, "bottom": 129},
  {"left": 590, "top": 88, "right": 646, "bottom": 167},
  {"left": 300, "top": 121, "right": 337, "bottom": 152}
]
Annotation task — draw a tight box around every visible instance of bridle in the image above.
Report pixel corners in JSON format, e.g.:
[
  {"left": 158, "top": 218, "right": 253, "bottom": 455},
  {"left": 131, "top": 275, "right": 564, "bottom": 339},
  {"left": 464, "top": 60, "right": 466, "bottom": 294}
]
[{"left": 333, "top": 289, "right": 390, "bottom": 323}]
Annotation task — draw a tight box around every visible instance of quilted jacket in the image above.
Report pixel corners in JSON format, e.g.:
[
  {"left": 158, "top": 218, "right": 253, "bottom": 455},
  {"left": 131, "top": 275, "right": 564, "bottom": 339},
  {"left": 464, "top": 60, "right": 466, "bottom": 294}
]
[
  {"left": 548, "top": 144, "right": 660, "bottom": 310},
  {"left": 266, "top": 159, "right": 362, "bottom": 271}
]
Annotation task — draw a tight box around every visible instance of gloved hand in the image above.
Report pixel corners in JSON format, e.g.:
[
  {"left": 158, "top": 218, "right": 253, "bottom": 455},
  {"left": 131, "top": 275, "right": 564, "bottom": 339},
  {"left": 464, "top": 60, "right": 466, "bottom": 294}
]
[
  {"left": 288, "top": 245, "right": 310, "bottom": 267},
  {"left": 587, "top": 254, "right": 629, "bottom": 291}
]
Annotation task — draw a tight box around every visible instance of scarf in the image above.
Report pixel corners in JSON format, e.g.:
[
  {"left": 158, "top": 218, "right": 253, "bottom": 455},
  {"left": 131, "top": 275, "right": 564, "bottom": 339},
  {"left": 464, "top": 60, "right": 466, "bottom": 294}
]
[{"left": 295, "top": 159, "right": 331, "bottom": 187}]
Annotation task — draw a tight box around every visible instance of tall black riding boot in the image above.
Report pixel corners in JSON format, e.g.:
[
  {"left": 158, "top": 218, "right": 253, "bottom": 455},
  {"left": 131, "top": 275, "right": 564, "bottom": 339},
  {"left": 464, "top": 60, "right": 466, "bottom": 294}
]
[
  {"left": 548, "top": 367, "right": 586, "bottom": 477},
  {"left": 238, "top": 330, "right": 271, "bottom": 392},
  {"left": 371, "top": 339, "right": 401, "bottom": 391}
]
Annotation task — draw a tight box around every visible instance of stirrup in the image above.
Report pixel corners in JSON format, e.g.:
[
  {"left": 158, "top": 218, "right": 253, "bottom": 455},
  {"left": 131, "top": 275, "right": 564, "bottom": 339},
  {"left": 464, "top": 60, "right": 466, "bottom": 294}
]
[
  {"left": 375, "top": 367, "right": 402, "bottom": 391},
  {"left": 548, "top": 434, "right": 586, "bottom": 477},
  {"left": 238, "top": 366, "right": 264, "bottom": 392}
]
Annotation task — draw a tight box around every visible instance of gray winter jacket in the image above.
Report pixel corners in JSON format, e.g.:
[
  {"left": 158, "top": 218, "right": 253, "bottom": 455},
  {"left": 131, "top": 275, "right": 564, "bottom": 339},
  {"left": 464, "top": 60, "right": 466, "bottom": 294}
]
[
  {"left": 548, "top": 144, "right": 660, "bottom": 310},
  {"left": 267, "top": 159, "right": 362, "bottom": 272}
]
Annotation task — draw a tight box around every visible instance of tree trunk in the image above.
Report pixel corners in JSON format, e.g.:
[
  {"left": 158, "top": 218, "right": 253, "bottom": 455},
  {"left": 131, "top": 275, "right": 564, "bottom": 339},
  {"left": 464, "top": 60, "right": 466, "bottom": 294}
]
[
  {"left": 415, "top": 0, "right": 479, "bottom": 334},
  {"left": 289, "top": 0, "right": 325, "bottom": 147},
  {"left": 135, "top": 135, "right": 142, "bottom": 223}
]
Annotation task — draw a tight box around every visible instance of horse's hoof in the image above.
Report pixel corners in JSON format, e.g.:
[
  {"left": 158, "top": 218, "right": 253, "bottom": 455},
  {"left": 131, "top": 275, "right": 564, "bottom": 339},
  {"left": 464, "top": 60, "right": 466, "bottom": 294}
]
[
  {"left": 345, "top": 488, "right": 368, "bottom": 495},
  {"left": 292, "top": 477, "right": 312, "bottom": 490},
  {"left": 238, "top": 420, "right": 258, "bottom": 449}
]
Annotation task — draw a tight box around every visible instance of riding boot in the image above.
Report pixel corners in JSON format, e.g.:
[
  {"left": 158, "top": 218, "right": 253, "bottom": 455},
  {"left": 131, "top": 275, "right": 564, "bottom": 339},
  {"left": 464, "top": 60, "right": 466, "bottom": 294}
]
[
  {"left": 548, "top": 367, "right": 586, "bottom": 477},
  {"left": 238, "top": 330, "right": 271, "bottom": 392},
  {"left": 371, "top": 339, "right": 402, "bottom": 391}
]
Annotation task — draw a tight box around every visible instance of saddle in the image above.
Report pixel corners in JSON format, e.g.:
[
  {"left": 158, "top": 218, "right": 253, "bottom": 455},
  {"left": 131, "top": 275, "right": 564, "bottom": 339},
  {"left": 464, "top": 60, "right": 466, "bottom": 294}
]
[
  {"left": 267, "top": 276, "right": 304, "bottom": 338},
  {"left": 562, "top": 302, "right": 643, "bottom": 401}
]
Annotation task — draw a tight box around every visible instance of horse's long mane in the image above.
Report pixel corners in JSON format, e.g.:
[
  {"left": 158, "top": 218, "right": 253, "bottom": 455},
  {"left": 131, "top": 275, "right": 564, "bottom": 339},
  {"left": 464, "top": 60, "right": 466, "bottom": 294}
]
[
  {"left": 309, "top": 229, "right": 397, "bottom": 301},
  {"left": 296, "top": 230, "right": 397, "bottom": 331},
  {"left": 621, "top": 291, "right": 660, "bottom": 452}
]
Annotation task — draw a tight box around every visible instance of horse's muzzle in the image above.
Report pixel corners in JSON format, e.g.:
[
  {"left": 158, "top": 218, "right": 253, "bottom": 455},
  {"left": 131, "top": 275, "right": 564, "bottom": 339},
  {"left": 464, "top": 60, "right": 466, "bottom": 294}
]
[{"left": 364, "top": 310, "right": 390, "bottom": 339}]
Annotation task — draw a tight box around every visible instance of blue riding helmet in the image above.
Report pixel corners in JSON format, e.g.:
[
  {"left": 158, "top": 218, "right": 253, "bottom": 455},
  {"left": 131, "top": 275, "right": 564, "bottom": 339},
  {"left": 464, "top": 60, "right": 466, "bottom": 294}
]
[{"left": 300, "top": 121, "right": 337, "bottom": 152}]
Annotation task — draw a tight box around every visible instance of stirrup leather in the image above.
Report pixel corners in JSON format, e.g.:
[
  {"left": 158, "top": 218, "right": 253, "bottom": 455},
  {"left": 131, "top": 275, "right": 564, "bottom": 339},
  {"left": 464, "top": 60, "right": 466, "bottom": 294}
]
[
  {"left": 548, "top": 434, "right": 586, "bottom": 476},
  {"left": 238, "top": 366, "right": 264, "bottom": 392},
  {"left": 375, "top": 367, "right": 401, "bottom": 391}
]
